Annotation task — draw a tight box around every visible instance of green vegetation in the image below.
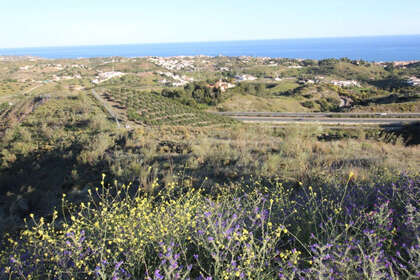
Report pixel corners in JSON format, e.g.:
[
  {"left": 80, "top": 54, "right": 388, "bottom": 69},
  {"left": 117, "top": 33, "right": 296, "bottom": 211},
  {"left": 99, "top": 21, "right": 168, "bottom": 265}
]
[
  {"left": 0, "top": 55, "right": 419, "bottom": 279},
  {"left": 2, "top": 174, "right": 419, "bottom": 279},
  {"left": 0, "top": 102, "right": 10, "bottom": 114},
  {"left": 104, "top": 88, "right": 233, "bottom": 126}
]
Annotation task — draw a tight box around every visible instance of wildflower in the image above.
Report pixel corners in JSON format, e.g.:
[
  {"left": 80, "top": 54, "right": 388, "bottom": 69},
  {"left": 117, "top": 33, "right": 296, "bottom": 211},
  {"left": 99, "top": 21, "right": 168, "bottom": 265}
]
[
  {"left": 115, "top": 261, "right": 123, "bottom": 270},
  {"left": 154, "top": 269, "right": 164, "bottom": 280}
]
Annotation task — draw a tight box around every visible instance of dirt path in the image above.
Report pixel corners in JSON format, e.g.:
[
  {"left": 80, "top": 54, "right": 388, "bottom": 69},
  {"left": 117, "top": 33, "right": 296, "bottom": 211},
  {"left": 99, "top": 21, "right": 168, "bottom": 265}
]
[
  {"left": 23, "top": 83, "right": 43, "bottom": 94},
  {"left": 0, "top": 83, "right": 45, "bottom": 102},
  {"left": 91, "top": 89, "right": 121, "bottom": 127}
]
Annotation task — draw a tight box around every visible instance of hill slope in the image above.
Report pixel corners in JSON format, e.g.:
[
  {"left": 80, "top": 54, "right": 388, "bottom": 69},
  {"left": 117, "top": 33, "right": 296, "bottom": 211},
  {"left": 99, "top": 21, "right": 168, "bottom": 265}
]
[{"left": 102, "top": 88, "right": 234, "bottom": 126}]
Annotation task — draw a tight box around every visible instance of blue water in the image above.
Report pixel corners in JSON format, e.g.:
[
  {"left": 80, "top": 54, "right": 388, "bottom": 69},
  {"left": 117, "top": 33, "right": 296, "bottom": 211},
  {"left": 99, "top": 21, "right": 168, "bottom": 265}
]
[{"left": 1, "top": 35, "right": 420, "bottom": 61}]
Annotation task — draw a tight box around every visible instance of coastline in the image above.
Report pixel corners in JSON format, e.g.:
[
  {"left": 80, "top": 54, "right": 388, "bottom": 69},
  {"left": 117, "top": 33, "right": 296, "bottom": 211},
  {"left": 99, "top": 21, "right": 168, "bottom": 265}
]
[{"left": 1, "top": 35, "right": 420, "bottom": 61}]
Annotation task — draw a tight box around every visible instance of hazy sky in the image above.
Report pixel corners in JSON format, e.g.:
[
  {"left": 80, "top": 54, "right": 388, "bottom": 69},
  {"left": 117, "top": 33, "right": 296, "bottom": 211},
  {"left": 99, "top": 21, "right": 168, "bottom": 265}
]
[{"left": 1, "top": 0, "right": 420, "bottom": 48}]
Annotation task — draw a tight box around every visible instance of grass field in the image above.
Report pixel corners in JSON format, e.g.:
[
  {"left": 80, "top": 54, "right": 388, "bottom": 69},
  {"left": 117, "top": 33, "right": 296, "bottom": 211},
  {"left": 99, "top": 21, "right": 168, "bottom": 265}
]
[{"left": 213, "top": 94, "right": 309, "bottom": 112}]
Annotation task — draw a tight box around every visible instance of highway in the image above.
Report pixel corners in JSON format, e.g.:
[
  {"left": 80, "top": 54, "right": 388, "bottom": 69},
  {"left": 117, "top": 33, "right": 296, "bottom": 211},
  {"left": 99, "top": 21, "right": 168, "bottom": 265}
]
[
  {"left": 216, "top": 112, "right": 420, "bottom": 118},
  {"left": 215, "top": 112, "right": 420, "bottom": 126}
]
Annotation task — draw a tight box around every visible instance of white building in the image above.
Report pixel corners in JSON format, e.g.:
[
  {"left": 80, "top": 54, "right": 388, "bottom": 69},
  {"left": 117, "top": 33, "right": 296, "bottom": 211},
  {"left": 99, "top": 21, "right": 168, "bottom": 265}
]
[
  {"left": 235, "top": 74, "right": 258, "bottom": 81},
  {"left": 408, "top": 77, "right": 420, "bottom": 86},
  {"left": 331, "top": 80, "right": 361, "bottom": 87},
  {"left": 92, "top": 71, "right": 125, "bottom": 84}
]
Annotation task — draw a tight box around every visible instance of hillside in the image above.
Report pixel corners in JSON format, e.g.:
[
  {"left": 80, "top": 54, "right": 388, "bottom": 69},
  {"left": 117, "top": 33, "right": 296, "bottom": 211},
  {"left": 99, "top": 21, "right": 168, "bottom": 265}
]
[
  {"left": 0, "top": 56, "right": 419, "bottom": 279},
  {"left": 101, "top": 88, "right": 234, "bottom": 127}
]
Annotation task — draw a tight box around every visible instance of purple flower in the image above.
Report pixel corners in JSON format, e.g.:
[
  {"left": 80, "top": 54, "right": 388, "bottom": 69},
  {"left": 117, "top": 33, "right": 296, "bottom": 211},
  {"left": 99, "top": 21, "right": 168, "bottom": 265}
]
[
  {"left": 115, "top": 261, "right": 123, "bottom": 270},
  {"left": 170, "top": 261, "right": 178, "bottom": 269},
  {"left": 154, "top": 269, "right": 164, "bottom": 280},
  {"left": 95, "top": 266, "right": 101, "bottom": 276}
]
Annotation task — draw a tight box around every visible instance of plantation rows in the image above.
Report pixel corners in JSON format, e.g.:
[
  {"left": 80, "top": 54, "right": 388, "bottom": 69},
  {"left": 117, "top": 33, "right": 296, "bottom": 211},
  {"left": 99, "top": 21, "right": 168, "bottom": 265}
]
[{"left": 105, "top": 88, "right": 233, "bottom": 126}]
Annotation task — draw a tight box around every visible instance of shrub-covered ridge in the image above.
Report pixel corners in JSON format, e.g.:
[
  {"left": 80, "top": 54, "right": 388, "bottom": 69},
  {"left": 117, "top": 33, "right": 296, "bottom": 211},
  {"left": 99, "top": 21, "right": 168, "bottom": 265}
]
[{"left": 1, "top": 174, "right": 419, "bottom": 279}]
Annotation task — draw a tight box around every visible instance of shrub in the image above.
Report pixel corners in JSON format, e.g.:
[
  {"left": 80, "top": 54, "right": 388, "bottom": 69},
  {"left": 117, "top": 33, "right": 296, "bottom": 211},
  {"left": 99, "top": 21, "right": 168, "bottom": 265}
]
[
  {"left": 301, "top": 100, "right": 315, "bottom": 109},
  {"left": 1, "top": 174, "right": 419, "bottom": 279}
]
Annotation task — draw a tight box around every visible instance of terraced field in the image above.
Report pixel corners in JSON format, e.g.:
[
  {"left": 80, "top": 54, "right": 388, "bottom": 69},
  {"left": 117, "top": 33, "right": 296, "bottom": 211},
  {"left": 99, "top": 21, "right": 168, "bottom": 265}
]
[{"left": 102, "top": 88, "right": 234, "bottom": 126}]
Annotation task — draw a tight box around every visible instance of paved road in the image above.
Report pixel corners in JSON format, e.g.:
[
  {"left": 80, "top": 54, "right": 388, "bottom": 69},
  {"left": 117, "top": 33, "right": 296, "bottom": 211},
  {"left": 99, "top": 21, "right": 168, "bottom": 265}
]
[
  {"left": 214, "top": 112, "right": 420, "bottom": 126},
  {"left": 216, "top": 112, "right": 420, "bottom": 118},
  {"left": 233, "top": 116, "right": 420, "bottom": 125}
]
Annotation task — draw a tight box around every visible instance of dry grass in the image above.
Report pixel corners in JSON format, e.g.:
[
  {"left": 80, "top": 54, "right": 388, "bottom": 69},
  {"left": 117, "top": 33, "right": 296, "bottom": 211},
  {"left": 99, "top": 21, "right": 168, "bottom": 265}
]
[{"left": 214, "top": 94, "right": 308, "bottom": 112}]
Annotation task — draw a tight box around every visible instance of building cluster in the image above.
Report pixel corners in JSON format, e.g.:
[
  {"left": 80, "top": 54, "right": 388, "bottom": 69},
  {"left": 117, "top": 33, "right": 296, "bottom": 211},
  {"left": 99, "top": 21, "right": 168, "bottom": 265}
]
[
  {"left": 218, "top": 67, "right": 230, "bottom": 72},
  {"left": 92, "top": 71, "right": 125, "bottom": 84},
  {"left": 52, "top": 74, "right": 82, "bottom": 81},
  {"left": 0, "top": 56, "right": 39, "bottom": 61},
  {"left": 41, "top": 63, "right": 65, "bottom": 70},
  {"left": 393, "top": 61, "right": 419, "bottom": 67},
  {"left": 149, "top": 56, "right": 196, "bottom": 71},
  {"left": 407, "top": 76, "right": 420, "bottom": 86},
  {"left": 234, "top": 74, "right": 257, "bottom": 81},
  {"left": 298, "top": 79, "right": 316, "bottom": 85},
  {"left": 208, "top": 80, "right": 236, "bottom": 92},
  {"left": 156, "top": 71, "right": 194, "bottom": 87},
  {"left": 330, "top": 80, "right": 361, "bottom": 87},
  {"left": 70, "top": 64, "right": 89, "bottom": 69},
  {"left": 19, "top": 65, "right": 34, "bottom": 70}
]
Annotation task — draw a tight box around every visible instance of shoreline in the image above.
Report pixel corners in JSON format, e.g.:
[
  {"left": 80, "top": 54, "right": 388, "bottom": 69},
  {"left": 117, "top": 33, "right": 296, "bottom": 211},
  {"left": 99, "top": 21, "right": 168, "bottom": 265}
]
[
  {"left": 0, "top": 55, "right": 419, "bottom": 64},
  {"left": 1, "top": 35, "right": 419, "bottom": 61}
]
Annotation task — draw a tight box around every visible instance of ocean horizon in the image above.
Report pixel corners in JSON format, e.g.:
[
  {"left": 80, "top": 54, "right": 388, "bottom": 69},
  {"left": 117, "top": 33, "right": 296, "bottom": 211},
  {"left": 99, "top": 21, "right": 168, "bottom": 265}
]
[{"left": 1, "top": 35, "right": 420, "bottom": 61}]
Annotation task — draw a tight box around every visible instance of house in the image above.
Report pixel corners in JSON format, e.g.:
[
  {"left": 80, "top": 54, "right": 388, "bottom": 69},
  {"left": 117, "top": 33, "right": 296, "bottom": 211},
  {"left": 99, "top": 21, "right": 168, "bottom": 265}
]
[
  {"left": 208, "top": 80, "right": 236, "bottom": 92},
  {"left": 298, "top": 79, "right": 317, "bottom": 85},
  {"left": 408, "top": 77, "right": 420, "bottom": 86},
  {"left": 92, "top": 71, "right": 125, "bottom": 84},
  {"left": 235, "top": 74, "right": 257, "bottom": 81},
  {"left": 330, "top": 80, "right": 361, "bottom": 87}
]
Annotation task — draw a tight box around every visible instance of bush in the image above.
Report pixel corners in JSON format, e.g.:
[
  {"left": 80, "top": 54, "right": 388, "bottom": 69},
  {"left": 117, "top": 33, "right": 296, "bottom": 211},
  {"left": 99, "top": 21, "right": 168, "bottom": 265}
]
[
  {"left": 1, "top": 174, "right": 419, "bottom": 279},
  {"left": 301, "top": 100, "right": 315, "bottom": 109},
  {"left": 0, "top": 102, "right": 10, "bottom": 114}
]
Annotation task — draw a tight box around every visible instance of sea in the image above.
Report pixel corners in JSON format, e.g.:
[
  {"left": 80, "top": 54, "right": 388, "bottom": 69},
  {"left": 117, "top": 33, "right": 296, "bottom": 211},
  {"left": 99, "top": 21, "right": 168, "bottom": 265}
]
[{"left": 1, "top": 35, "right": 420, "bottom": 61}]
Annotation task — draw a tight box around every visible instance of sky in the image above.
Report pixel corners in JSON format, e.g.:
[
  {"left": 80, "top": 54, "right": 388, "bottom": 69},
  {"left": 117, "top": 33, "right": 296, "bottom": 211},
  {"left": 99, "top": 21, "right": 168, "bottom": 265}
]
[{"left": 1, "top": 0, "right": 420, "bottom": 49}]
